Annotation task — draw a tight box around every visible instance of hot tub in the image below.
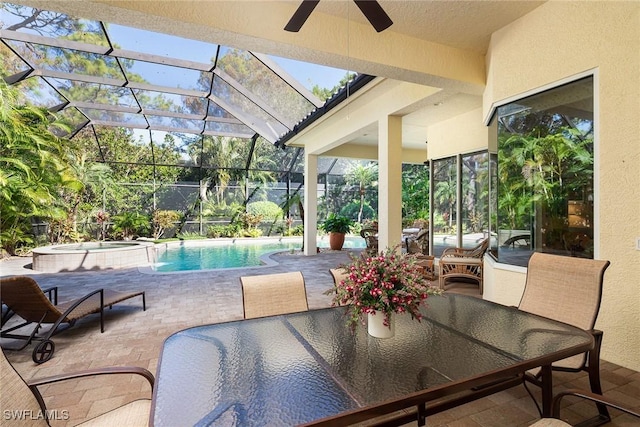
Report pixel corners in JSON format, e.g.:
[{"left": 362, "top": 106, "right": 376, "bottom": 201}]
[{"left": 32, "top": 241, "right": 156, "bottom": 272}]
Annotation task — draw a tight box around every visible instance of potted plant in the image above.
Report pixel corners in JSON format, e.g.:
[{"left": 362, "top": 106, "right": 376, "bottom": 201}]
[
  {"left": 325, "top": 246, "right": 442, "bottom": 338},
  {"left": 320, "top": 213, "right": 353, "bottom": 250}
]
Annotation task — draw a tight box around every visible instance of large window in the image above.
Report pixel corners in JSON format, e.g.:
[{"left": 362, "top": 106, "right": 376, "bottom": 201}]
[
  {"left": 461, "top": 152, "right": 489, "bottom": 248},
  {"left": 490, "top": 76, "right": 595, "bottom": 266},
  {"left": 432, "top": 157, "right": 457, "bottom": 256},
  {"left": 430, "top": 152, "right": 489, "bottom": 257}
]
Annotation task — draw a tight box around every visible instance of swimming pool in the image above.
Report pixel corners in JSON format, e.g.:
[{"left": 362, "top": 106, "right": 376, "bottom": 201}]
[{"left": 150, "top": 237, "right": 365, "bottom": 273}]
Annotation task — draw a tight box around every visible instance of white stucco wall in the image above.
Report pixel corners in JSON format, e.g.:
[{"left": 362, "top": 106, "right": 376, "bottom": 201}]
[
  {"left": 484, "top": 1, "right": 640, "bottom": 371},
  {"left": 427, "top": 108, "right": 488, "bottom": 159},
  {"left": 483, "top": 257, "right": 527, "bottom": 306}
]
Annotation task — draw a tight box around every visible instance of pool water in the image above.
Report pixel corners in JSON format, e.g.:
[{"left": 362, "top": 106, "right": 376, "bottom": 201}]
[{"left": 152, "top": 237, "right": 365, "bottom": 272}]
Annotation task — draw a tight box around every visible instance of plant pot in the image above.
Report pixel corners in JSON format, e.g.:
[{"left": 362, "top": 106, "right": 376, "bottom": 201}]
[
  {"left": 329, "top": 232, "right": 346, "bottom": 250},
  {"left": 367, "top": 310, "right": 395, "bottom": 338}
]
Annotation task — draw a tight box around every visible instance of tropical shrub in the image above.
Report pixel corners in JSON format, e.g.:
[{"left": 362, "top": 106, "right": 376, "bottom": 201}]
[
  {"left": 0, "top": 79, "right": 71, "bottom": 255},
  {"left": 201, "top": 200, "right": 243, "bottom": 218},
  {"left": 243, "top": 228, "right": 262, "bottom": 238},
  {"left": 206, "top": 224, "right": 242, "bottom": 238},
  {"left": 289, "top": 225, "right": 304, "bottom": 236},
  {"left": 152, "top": 210, "right": 181, "bottom": 239},
  {"left": 236, "top": 212, "right": 263, "bottom": 230},
  {"left": 112, "top": 212, "right": 150, "bottom": 240},
  {"left": 247, "top": 201, "right": 283, "bottom": 220},
  {"left": 339, "top": 202, "right": 374, "bottom": 222},
  {"left": 176, "top": 231, "right": 207, "bottom": 240}
]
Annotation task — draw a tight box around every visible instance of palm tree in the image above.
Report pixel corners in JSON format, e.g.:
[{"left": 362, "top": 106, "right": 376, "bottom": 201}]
[
  {"left": 55, "top": 152, "right": 114, "bottom": 241},
  {"left": 197, "top": 136, "right": 245, "bottom": 204},
  {"left": 345, "top": 163, "right": 378, "bottom": 223},
  {"left": 434, "top": 179, "right": 456, "bottom": 232}
]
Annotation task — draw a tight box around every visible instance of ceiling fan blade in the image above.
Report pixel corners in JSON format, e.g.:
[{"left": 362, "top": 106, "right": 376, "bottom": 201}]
[
  {"left": 284, "top": 0, "right": 321, "bottom": 32},
  {"left": 353, "top": 0, "right": 393, "bottom": 32}
]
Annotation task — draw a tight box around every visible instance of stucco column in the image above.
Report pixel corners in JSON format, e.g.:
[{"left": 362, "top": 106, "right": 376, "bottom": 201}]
[
  {"left": 303, "top": 152, "right": 318, "bottom": 255},
  {"left": 378, "top": 115, "right": 403, "bottom": 252}
]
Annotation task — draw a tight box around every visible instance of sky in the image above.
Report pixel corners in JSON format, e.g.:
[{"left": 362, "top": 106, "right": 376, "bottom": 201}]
[
  {"left": 107, "top": 24, "right": 348, "bottom": 93},
  {"left": 3, "top": 5, "right": 349, "bottom": 93}
]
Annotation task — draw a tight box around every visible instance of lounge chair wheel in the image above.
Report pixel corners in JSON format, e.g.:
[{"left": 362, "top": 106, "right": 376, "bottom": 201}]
[{"left": 33, "top": 340, "right": 55, "bottom": 364}]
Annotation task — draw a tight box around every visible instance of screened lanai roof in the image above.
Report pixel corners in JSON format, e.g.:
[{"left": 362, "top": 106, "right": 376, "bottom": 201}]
[{"left": 1, "top": 2, "right": 369, "bottom": 177}]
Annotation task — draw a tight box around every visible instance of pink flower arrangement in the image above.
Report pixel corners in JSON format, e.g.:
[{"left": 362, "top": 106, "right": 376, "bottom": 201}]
[{"left": 325, "top": 246, "right": 442, "bottom": 328}]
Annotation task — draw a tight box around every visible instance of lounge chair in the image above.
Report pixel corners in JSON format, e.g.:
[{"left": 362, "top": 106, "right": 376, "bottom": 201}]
[
  {"left": 240, "top": 271, "right": 308, "bottom": 319},
  {"left": 438, "top": 237, "right": 489, "bottom": 293},
  {"left": 0, "top": 276, "right": 146, "bottom": 364},
  {"left": 518, "top": 253, "right": 611, "bottom": 425},
  {"left": 1, "top": 347, "right": 153, "bottom": 426}
]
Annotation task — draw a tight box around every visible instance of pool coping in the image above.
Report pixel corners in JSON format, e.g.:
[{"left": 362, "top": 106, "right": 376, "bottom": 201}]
[{"left": 32, "top": 241, "right": 156, "bottom": 273}]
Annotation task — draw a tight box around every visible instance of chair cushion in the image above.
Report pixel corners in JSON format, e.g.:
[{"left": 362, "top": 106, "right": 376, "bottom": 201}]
[{"left": 76, "top": 399, "right": 151, "bottom": 427}]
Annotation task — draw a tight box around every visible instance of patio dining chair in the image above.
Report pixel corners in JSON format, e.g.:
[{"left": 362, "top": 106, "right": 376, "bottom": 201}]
[
  {"left": 0, "top": 276, "right": 146, "bottom": 364},
  {"left": 529, "top": 389, "right": 639, "bottom": 426},
  {"left": 330, "top": 267, "right": 348, "bottom": 286},
  {"left": 438, "top": 238, "right": 489, "bottom": 293},
  {"left": 518, "top": 253, "right": 611, "bottom": 426},
  {"left": 240, "top": 271, "right": 308, "bottom": 319},
  {"left": 1, "top": 348, "right": 154, "bottom": 426}
]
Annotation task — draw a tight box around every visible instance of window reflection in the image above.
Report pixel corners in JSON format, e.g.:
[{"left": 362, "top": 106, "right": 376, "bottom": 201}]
[
  {"left": 491, "top": 76, "right": 594, "bottom": 266},
  {"left": 461, "top": 152, "right": 489, "bottom": 249},
  {"left": 429, "top": 153, "right": 489, "bottom": 256},
  {"left": 431, "top": 157, "right": 457, "bottom": 257}
]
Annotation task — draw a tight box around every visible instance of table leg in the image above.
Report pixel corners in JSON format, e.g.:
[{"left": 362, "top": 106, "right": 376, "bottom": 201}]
[
  {"left": 540, "top": 365, "right": 553, "bottom": 417},
  {"left": 417, "top": 403, "right": 426, "bottom": 426}
]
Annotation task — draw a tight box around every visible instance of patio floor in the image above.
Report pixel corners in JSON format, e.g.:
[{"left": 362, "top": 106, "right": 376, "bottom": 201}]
[{"left": 1, "top": 250, "right": 638, "bottom": 427}]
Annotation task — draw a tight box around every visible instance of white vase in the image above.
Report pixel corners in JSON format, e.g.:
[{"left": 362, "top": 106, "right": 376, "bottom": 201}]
[{"left": 367, "top": 310, "right": 395, "bottom": 338}]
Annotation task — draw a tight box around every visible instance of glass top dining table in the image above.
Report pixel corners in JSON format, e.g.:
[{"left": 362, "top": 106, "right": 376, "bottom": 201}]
[{"left": 150, "top": 294, "right": 593, "bottom": 427}]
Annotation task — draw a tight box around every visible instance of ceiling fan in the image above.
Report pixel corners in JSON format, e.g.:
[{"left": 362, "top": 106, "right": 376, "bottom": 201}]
[{"left": 284, "top": 0, "right": 393, "bottom": 33}]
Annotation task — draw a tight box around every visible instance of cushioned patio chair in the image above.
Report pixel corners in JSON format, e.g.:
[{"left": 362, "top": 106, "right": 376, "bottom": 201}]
[
  {"left": 241, "top": 271, "right": 308, "bottom": 319},
  {"left": 518, "top": 253, "right": 611, "bottom": 426},
  {"left": 0, "top": 276, "right": 146, "bottom": 364},
  {"left": 405, "top": 228, "right": 429, "bottom": 255},
  {"left": 438, "top": 238, "right": 489, "bottom": 293},
  {"left": 529, "top": 389, "right": 639, "bottom": 426},
  {"left": 329, "top": 268, "right": 350, "bottom": 306},
  {"left": 1, "top": 348, "right": 154, "bottom": 426},
  {"left": 360, "top": 227, "right": 379, "bottom": 255}
]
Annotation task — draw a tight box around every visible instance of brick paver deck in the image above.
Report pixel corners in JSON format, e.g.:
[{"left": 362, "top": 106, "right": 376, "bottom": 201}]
[{"left": 1, "top": 250, "right": 638, "bottom": 426}]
